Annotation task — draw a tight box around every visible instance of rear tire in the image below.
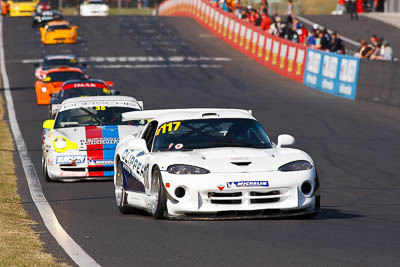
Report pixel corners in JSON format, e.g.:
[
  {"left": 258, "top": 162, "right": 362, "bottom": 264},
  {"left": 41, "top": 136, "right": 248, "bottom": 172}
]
[{"left": 150, "top": 166, "right": 167, "bottom": 219}]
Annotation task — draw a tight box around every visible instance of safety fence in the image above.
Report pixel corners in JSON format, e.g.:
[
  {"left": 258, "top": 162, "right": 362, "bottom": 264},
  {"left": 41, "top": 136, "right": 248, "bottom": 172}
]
[{"left": 157, "top": 0, "right": 360, "bottom": 101}]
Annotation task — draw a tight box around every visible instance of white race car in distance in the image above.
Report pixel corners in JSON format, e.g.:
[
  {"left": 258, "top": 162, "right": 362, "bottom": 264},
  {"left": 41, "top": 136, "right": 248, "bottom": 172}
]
[
  {"left": 80, "top": 0, "right": 109, "bottom": 16},
  {"left": 113, "top": 109, "right": 320, "bottom": 220},
  {"left": 42, "top": 96, "right": 144, "bottom": 181}
]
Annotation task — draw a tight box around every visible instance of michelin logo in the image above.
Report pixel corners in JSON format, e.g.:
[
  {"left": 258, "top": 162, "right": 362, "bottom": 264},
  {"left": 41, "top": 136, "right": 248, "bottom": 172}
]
[
  {"left": 88, "top": 160, "right": 114, "bottom": 165},
  {"left": 56, "top": 155, "right": 86, "bottom": 164},
  {"left": 226, "top": 181, "right": 269, "bottom": 188}
]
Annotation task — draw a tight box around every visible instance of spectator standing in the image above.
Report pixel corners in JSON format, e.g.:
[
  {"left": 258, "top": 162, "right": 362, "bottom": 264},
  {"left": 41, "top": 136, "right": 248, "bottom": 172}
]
[
  {"left": 260, "top": 8, "right": 271, "bottom": 30},
  {"left": 348, "top": 0, "right": 358, "bottom": 21},
  {"left": 286, "top": 0, "right": 294, "bottom": 25},
  {"left": 316, "top": 30, "right": 330, "bottom": 51},
  {"left": 307, "top": 28, "right": 316, "bottom": 47}
]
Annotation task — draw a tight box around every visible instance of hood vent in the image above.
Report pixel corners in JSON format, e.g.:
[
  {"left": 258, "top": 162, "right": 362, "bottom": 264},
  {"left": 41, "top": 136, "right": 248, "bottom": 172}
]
[{"left": 231, "top": 162, "right": 252, "bottom": 166}]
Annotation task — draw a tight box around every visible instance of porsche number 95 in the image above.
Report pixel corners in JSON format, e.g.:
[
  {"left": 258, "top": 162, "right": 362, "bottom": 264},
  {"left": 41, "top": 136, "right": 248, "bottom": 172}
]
[
  {"left": 113, "top": 109, "right": 320, "bottom": 220},
  {"left": 42, "top": 96, "right": 144, "bottom": 181}
]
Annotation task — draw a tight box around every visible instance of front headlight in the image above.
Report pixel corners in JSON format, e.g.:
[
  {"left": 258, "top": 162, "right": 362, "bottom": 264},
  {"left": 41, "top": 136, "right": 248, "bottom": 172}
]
[
  {"left": 102, "top": 5, "right": 108, "bottom": 11},
  {"left": 53, "top": 136, "right": 67, "bottom": 150},
  {"left": 278, "top": 160, "right": 313, "bottom": 172},
  {"left": 52, "top": 136, "right": 78, "bottom": 153},
  {"left": 167, "top": 164, "right": 210, "bottom": 175}
]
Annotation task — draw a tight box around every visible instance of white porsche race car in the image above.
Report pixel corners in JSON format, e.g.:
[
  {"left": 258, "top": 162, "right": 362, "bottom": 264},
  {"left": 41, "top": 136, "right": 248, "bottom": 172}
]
[
  {"left": 42, "top": 96, "right": 144, "bottom": 181},
  {"left": 113, "top": 108, "right": 320, "bottom": 220},
  {"left": 80, "top": 0, "right": 109, "bottom": 16}
]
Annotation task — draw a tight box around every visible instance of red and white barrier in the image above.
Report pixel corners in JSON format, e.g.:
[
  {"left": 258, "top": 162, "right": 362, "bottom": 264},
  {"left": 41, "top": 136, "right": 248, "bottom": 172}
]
[{"left": 157, "top": 0, "right": 307, "bottom": 83}]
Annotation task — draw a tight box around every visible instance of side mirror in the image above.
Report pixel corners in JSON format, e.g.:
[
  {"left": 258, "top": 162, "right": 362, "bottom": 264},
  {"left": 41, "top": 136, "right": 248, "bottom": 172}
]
[
  {"left": 137, "top": 101, "right": 144, "bottom": 110},
  {"left": 110, "top": 89, "right": 120, "bottom": 95},
  {"left": 42, "top": 119, "right": 55, "bottom": 129},
  {"left": 73, "top": 25, "right": 78, "bottom": 30},
  {"left": 128, "top": 139, "right": 149, "bottom": 153},
  {"left": 277, "top": 134, "right": 295, "bottom": 148},
  {"left": 81, "top": 62, "right": 87, "bottom": 67}
]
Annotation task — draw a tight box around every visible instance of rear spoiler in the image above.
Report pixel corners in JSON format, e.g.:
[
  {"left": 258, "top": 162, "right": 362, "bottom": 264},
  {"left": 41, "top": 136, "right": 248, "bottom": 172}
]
[{"left": 122, "top": 108, "right": 252, "bottom": 122}]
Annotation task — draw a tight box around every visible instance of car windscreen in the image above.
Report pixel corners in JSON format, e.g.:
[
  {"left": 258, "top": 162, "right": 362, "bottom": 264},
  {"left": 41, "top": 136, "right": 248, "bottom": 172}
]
[
  {"left": 61, "top": 87, "right": 111, "bottom": 98},
  {"left": 12, "top": 0, "right": 36, "bottom": 2},
  {"left": 153, "top": 118, "right": 272, "bottom": 152},
  {"left": 46, "top": 71, "right": 84, "bottom": 82},
  {"left": 43, "top": 58, "right": 78, "bottom": 68},
  {"left": 88, "top": 0, "right": 105, "bottom": 4},
  {"left": 54, "top": 106, "right": 140, "bottom": 128},
  {"left": 47, "top": 25, "right": 70, "bottom": 31}
]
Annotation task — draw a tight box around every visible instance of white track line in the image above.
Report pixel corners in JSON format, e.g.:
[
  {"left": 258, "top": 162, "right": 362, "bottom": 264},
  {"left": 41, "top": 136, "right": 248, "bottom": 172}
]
[{"left": 0, "top": 17, "right": 100, "bottom": 267}]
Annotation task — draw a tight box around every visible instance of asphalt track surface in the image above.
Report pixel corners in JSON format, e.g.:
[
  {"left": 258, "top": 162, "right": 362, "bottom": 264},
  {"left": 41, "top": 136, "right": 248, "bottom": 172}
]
[
  {"left": 3, "top": 15, "right": 400, "bottom": 266},
  {"left": 303, "top": 14, "right": 400, "bottom": 54}
]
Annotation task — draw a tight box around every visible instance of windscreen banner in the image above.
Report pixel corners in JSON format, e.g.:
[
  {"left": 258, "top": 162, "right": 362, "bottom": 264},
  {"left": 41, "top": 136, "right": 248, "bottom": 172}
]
[{"left": 303, "top": 49, "right": 359, "bottom": 100}]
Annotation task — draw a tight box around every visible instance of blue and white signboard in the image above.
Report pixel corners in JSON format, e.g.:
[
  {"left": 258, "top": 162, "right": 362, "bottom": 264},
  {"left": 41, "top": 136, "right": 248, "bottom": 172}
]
[{"left": 303, "top": 49, "right": 359, "bottom": 100}]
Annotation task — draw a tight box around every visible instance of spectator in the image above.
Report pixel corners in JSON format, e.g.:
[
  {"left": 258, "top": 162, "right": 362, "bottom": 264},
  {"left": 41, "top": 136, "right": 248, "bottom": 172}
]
[
  {"left": 373, "top": 41, "right": 394, "bottom": 61},
  {"left": 330, "top": 31, "right": 345, "bottom": 54},
  {"left": 286, "top": 0, "right": 294, "bottom": 25},
  {"left": 221, "top": 0, "right": 229, "bottom": 12},
  {"left": 307, "top": 28, "right": 316, "bottom": 47},
  {"left": 315, "top": 30, "right": 330, "bottom": 51},
  {"left": 348, "top": 0, "right": 358, "bottom": 21},
  {"left": 260, "top": 8, "right": 271, "bottom": 31},
  {"left": 356, "top": 40, "right": 373, "bottom": 58},
  {"left": 332, "top": 0, "right": 346, "bottom": 15}
]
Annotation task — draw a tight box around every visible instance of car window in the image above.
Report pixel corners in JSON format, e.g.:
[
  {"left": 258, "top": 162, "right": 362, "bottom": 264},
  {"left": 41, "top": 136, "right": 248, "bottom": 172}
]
[
  {"left": 142, "top": 121, "right": 158, "bottom": 151},
  {"left": 43, "top": 58, "right": 78, "bottom": 68},
  {"left": 153, "top": 118, "right": 272, "bottom": 152},
  {"left": 46, "top": 71, "right": 84, "bottom": 82},
  {"left": 54, "top": 106, "right": 140, "bottom": 128},
  {"left": 61, "top": 87, "right": 110, "bottom": 98},
  {"left": 48, "top": 25, "right": 70, "bottom": 31}
]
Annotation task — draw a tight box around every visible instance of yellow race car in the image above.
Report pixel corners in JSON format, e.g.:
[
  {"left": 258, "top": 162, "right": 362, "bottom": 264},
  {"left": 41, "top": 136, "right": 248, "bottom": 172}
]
[
  {"left": 40, "top": 20, "right": 78, "bottom": 45},
  {"left": 8, "top": 0, "right": 38, "bottom": 16}
]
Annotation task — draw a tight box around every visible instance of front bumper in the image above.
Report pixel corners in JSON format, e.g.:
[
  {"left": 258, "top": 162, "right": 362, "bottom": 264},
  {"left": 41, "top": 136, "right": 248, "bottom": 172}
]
[
  {"left": 162, "top": 169, "right": 318, "bottom": 218},
  {"left": 46, "top": 151, "right": 114, "bottom": 180},
  {"left": 42, "top": 36, "right": 77, "bottom": 45}
]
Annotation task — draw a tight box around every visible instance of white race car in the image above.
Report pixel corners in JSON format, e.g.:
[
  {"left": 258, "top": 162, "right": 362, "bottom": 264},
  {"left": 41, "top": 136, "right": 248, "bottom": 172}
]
[
  {"left": 80, "top": 0, "right": 109, "bottom": 16},
  {"left": 42, "top": 96, "right": 144, "bottom": 181},
  {"left": 113, "top": 109, "right": 320, "bottom": 220}
]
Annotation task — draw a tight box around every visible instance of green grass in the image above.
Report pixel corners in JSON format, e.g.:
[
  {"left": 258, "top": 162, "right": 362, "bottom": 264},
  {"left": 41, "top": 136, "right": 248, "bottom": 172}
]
[{"left": 61, "top": 7, "right": 153, "bottom": 16}]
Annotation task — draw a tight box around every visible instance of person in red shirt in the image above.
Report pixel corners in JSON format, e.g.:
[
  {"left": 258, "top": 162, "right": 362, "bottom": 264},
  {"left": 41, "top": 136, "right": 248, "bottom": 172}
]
[{"left": 260, "top": 8, "right": 271, "bottom": 31}]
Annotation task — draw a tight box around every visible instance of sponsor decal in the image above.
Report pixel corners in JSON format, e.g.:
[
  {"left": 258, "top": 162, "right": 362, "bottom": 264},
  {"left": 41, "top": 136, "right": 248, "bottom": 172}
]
[
  {"left": 88, "top": 160, "right": 114, "bottom": 165},
  {"left": 81, "top": 137, "right": 120, "bottom": 145},
  {"left": 226, "top": 181, "right": 269, "bottom": 188},
  {"left": 217, "top": 185, "right": 225, "bottom": 191},
  {"left": 175, "top": 143, "right": 183, "bottom": 150},
  {"left": 56, "top": 155, "right": 86, "bottom": 164}
]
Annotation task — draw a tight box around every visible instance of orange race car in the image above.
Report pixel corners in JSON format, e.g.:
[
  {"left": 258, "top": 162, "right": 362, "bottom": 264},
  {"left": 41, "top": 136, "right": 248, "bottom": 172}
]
[
  {"left": 1, "top": 0, "right": 10, "bottom": 15},
  {"left": 35, "top": 67, "right": 86, "bottom": 105},
  {"left": 39, "top": 20, "right": 78, "bottom": 45}
]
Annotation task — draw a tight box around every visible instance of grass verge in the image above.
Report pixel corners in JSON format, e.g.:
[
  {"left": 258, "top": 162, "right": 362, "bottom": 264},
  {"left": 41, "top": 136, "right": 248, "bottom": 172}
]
[
  {"left": 0, "top": 95, "right": 69, "bottom": 266},
  {"left": 61, "top": 7, "right": 153, "bottom": 15}
]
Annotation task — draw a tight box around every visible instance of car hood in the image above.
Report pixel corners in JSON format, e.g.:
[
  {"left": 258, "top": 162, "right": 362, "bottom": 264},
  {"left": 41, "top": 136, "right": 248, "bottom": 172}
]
[
  {"left": 157, "top": 147, "right": 313, "bottom": 173},
  {"left": 48, "top": 125, "right": 141, "bottom": 151}
]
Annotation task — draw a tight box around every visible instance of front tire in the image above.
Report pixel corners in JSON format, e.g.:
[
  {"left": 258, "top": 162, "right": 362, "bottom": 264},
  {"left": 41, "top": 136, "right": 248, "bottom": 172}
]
[
  {"left": 115, "top": 160, "right": 131, "bottom": 214},
  {"left": 150, "top": 166, "right": 167, "bottom": 219},
  {"left": 42, "top": 157, "right": 52, "bottom": 182}
]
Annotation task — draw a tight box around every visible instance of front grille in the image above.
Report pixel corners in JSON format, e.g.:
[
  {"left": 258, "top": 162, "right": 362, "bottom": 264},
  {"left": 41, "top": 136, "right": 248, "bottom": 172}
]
[
  {"left": 54, "top": 38, "right": 66, "bottom": 40},
  {"left": 209, "top": 192, "right": 242, "bottom": 197},
  {"left": 207, "top": 189, "right": 286, "bottom": 205},
  {"left": 60, "top": 167, "right": 85, "bottom": 172},
  {"left": 211, "top": 199, "right": 241, "bottom": 204},
  {"left": 250, "top": 198, "right": 280, "bottom": 204},
  {"left": 88, "top": 166, "right": 114, "bottom": 172}
]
